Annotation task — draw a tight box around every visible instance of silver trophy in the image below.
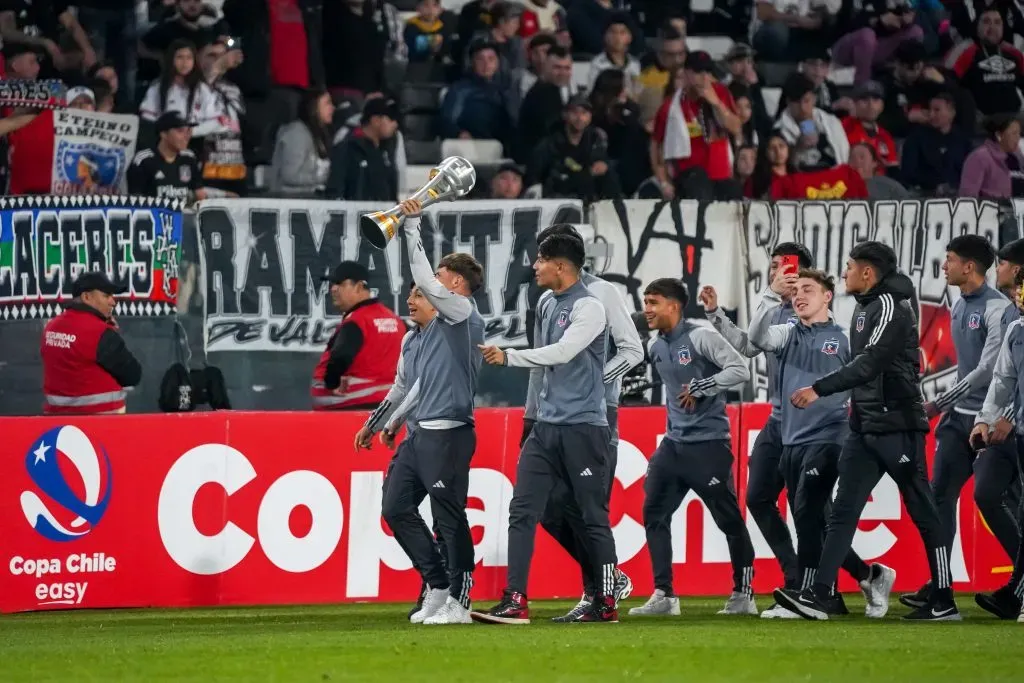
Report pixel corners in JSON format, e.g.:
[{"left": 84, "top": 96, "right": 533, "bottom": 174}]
[{"left": 360, "top": 156, "right": 477, "bottom": 250}]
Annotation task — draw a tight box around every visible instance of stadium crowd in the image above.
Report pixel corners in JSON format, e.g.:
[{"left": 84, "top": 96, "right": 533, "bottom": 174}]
[{"left": 1, "top": 0, "right": 1024, "bottom": 204}]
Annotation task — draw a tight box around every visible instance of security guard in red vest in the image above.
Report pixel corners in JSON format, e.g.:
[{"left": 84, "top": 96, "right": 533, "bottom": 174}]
[
  {"left": 40, "top": 272, "right": 142, "bottom": 415},
  {"left": 311, "top": 262, "right": 404, "bottom": 410}
]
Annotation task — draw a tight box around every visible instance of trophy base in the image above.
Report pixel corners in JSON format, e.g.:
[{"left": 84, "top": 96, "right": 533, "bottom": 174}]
[{"left": 359, "top": 215, "right": 391, "bottom": 251}]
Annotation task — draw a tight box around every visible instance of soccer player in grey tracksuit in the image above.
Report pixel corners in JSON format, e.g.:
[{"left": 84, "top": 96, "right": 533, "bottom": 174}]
[
  {"left": 899, "top": 236, "right": 1022, "bottom": 610},
  {"left": 749, "top": 267, "right": 896, "bottom": 619},
  {"left": 473, "top": 234, "right": 621, "bottom": 625},
  {"left": 525, "top": 225, "right": 644, "bottom": 623},
  {"left": 372, "top": 200, "right": 486, "bottom": 626},
  {"left": 973, "top": 266, "right": 1024, "bottom": 623},
  {"left": 630, "top": 278, "right": 757, "bottom": 617},
  {"left": 702, "top": 243, "right": 811, "bottom": 604}
]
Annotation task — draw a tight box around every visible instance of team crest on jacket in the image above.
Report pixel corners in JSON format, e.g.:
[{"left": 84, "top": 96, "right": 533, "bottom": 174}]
[
  {"left": 822, "top": 338, "right": 840, "bottom": 355},
  {"left": 786, "top": 316, "right": 798, "bottom": 326},
  {"left": 179, "top": 164, "right": 191, "bottom": 183},
  {"left": 856, "top": 313, "right": 866, "bottom": 332},
  {"left": 968, "top": 312, "right": 981, "bottom": 329},
  {"left": 556, "top": 309, "right": 570, "bottom": 328},
  {"left": 677, "top": 347, "right": 691, "bottom": 365}
]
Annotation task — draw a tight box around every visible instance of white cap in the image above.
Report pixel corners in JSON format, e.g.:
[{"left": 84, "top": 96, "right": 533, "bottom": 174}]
[{"left": 66, "top": 86, "right": 96, "bottom": 105}]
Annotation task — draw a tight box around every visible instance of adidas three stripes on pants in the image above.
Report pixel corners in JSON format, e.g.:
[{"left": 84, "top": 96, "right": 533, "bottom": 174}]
[
  {"left": 643, "top": 438, "right": 755, "bottom": 596},
  {"left": 381, "top": 426, "right": 476, "bottom": 608},
  {"left": 506, "top": 422, "right": 619, "bottom": 597}
]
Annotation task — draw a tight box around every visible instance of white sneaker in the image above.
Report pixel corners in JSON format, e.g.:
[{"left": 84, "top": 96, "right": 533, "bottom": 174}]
[
  {"left": 628, "top": 589, "right": 681, "bottom": 616},
  {"left": 760, "top": 603, "right": 800, "bottom": 619},
  {"left": 718, "top": 592, "right": 757, "bottom": 615},
  {"left": 410, "top": 587, "right": 449, "bottom": 624},
  {"left": 859, "top": 563, "right": 896, "bottom": 619},
  {"left": 423, "top": 596, "right": 473, "bottom": 625}
]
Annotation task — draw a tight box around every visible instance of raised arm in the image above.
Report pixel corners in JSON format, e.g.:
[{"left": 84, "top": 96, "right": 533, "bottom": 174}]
[
  {"left": 403, "top": 215, "right": 473, "bottom": 324},
  {"left": 747, "top": 288, "right": 793, "bottom": 353},
  {"left": 505, "top": 297, "right": 606, "bottom": 368},
  {"left": 687, "top": 326, "right": 751, "bottom": 397}
]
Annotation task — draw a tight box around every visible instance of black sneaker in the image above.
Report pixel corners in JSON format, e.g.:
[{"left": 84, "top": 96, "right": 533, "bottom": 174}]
[
  {"left": 551, "top": 595, "right": 592, "bottom": 623},
  {"left": 898, "top": 581, "right": 931, "bottom": 609},
  {"left": 975, "top": 586, "right": 1023, "bottom": 620},
  {"left": 407, "top": 582, "right": 427, "bottom": 620},
  {"left": 902, "top": 596, "right": 962, "bottom": 621},
  {"left": 574, "top": 595, "right": 619, "bottom": 623},
  {"left": 826, "top": 591, "right": 850, "bottom": 616},
  {"left": 470, "top": 590, "right": 530, "bottom": 625},
  {"left": 773, "top": 587, "right": 830, "bottom": 621}
]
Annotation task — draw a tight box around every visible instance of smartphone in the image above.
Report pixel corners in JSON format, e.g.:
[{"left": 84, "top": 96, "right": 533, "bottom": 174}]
[{"left": 780, "top": 254, "right": 799, "bottom": 275}]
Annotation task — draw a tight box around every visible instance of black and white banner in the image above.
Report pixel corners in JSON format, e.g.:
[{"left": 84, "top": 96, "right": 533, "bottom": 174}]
[{"left": 198, "top": 199, "right": 584, "bottom": 352}]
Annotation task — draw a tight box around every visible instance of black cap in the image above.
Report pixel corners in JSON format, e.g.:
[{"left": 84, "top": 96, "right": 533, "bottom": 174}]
[
  {"left": 802, "top": 45, "right": 831, "bottom": 63},
  {"left": 684, "top": 50, "right": 714, "bottom": 73},
  {"left": 156, "top": 111, "right": 195, "bottom": 133},
  {"left": 565, "top": 93, "right": 592, "bottom": 111},
  {"left": 361, "top": 97, "right": 397, "bottom": 124},
  {"left": 895, "top": 40, "right": 927, "bottom": 66},
  {"left": 782, "top": 72, "right": 815, "bottom": 101},
  {"left": 72, "top": 271, "right": 127, "bottom": 298},
  {"left": 852, "top": 80, "right": 885, "bottom": 100},
  {"left": 998, "top": 239, "right": 1024, "bottom": 266},
  {"left": 605, "top": 11, "right": 633, "bottom": 32},
  {"left": 495, "top": 161, "right": 524, "bottom": 176},
  {"left": 492, "top": 1, "right": 523, "bottom": 22},
  {"left": 321, "top": 261, "right": 370, "bottom": 286}
]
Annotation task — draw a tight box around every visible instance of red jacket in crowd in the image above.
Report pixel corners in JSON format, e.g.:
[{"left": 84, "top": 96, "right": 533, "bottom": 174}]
[
  {"left": 842, "top": 117, "right": 898, "bottom": 169},
  {"left": 311, "top": 299, "right": 404, "bottom": 410},
  {"left": 770, "top": 165, "right": 869, "bottom": 200}
]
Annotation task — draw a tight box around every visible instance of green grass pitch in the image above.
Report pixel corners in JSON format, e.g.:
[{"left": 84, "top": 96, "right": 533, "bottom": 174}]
[{"left": 0, "top": 597, "right": 1019, "bottom": 682}]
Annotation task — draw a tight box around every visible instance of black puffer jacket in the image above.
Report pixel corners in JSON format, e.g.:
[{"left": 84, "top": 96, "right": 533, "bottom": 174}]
[{"left": 813, "top": 272, "right": 929, "bottom": 434}]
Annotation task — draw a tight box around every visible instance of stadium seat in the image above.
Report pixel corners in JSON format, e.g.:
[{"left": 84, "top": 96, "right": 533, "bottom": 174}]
[
  {"left": 761, "top": 87, "right": 782, "bottom": 118},
  {"left": 405, "top": 164, "right": 434, "bottom": 197},
  {"left": 406, "top": 138, "right": 443, "bottom": 166},
  {"left": 404, "top": 113, "right": 438, "bottom": 141},
  {"left": 401, "top": 83, "right": 443, "bottom": 114},
  {"left": 440, "top": 138, "right": 504, "bottom": 163},
  {"left": 684, "top": 36, "right": 734, "bottom": 60},
  {"left": 406, "top": 61, "right": 448, "bottom": 83},
  {"left": 572, "top": 61, "right": 591, "bottom": 93}
]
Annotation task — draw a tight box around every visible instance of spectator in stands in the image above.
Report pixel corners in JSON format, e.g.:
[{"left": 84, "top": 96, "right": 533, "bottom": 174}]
[
  {"left": 735, "top": 143, "right": 757, "bottom": 192},
  {"left": 332, "top": 93, "right": 407, "bottom": 194},
  {"left": 270, "top": 88, "right": 334, "bottom": 196},
  {"left": 140, "top": 0, "right": 230, "bottom": 85},
  {"left": 440, "top": 42, "right": 517, "bottom": 149},
  {"left": 520, "top": 32, "right": 557, "bottom": 96},
  {"left": 78, "top": 0, "right": 136, "bottom": 105},
  {"left": 324, "top": 0, "right": 406, "bottom": 99},
  {"left": 723, "top": 43, "right": 772, "bottom": 141},
  {"left": 140, "top": 40, "right": 221, "bottom": 141},
  {"left": 89, "top": 78, "right": 116, "bottom": 113},
  {"left": 900, "top": 91, "right": 972, "bottom": 195},
  {"left": 0, "top": 0, "right": 96, "bottom": 78},
  {"left": 879, "top": 40, "right": 957, "bottom": 137},
  {"left": 729, "top": 83, "right": 759, "bottom": 148},
  {"left": 947, "top": 0, "right": 1024, "bottom": 49},
  {"left": 468, "top": 1, "right": 526, "bottom": 76},
  {"left": 490, "top": 161, "right": 525, "bottom": 198},
  {"left": 774, "top": 72, "right": 850, "bottom": 172},
  {"left": 520, "top": 0, "right": 566, "bottom": 38},
  {"left": 199, "top": 38, "right": 247, "bottom": 196},
  {"left": 327, "top": 97, "right": 399, "bottom": 201},
  {"left": 86, "top": 61, "right": 121, "bottom": 111},
  {"left": 2, "top": 43, "right": 40, "bottom": 80},
  {"left": 405, "top": 0, "right": 452, "bottom": 63},
  {"left": 960, "top": 112, "right": 1024, "bottom": 198},
  {"left": 128, "top": 112, "right": 215, "bottom": 201},
  {"left": 517, "top": 45, "right": 574, "bottom": 162},
  {"left": 567, "top": 0, "right": 644, "bottom": 57},
  {"left": 842, "top": 80, "right": 898, "bottom": 171},
  {"left": 751, "top": 0, "right": 839, "bottom": 62},
  {"left": 651, "top": 51, "right": 742, "bottom": 200},
  {"left": 749, "top": 132, "right": 793, "bottom": 198},
  {"left": 833, "top": 0, "right": 925, "bottom": 85},
  {"left": 777, "top": 49, "right": 854, "bottom": 117},
  {"left": 850, "top": 141, "right": 908, "bottom": 198},
  {"left": 66, "top": 85, "right": 96, "bottom": 111},
  {"left": 946, "top": 7, "right": 1024, "bottom": 118},
  {"left": 527, "top": 94, "right": 621, "bottom": 200},
  {"left": 636, "top": 26, "right": 686, "bottom": 126},
  {"left": 587, "top": 12, "right": 640, "bottom": 93},
  {"left": 455, "top": 0, "right": 499, "bottom": 61},
  {"left": 590, "top": 68, "right": 650, "bottom": 196}
]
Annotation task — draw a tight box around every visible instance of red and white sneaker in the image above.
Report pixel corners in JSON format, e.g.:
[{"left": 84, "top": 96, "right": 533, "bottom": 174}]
[{"left": 471, "top": 590, "right": 530, "bottom": 625}]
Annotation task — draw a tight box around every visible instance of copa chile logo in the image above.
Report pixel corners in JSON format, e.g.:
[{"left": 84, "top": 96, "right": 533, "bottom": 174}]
[{"left": 20, "top": 426, "right": 113, "bottom": 542}]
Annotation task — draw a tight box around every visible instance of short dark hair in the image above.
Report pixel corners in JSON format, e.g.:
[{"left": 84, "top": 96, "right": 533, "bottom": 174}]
[
  {"left": 984, "top": 112, "right": 1020, "bottom": 140},
  {"left": 529, "top": 33, "right": 557, "bottom": 51},
  {"left": 658, "top": 24, "right": 683, "bottom": 42},
  {"left": 536, "top": 223, "right": 583, "bottom": 246},
  {"left": 538, "top": 233, "right": 585, "bottom": 270},
  {"left": 947, "top": 234, "right": 996, "bottom": 272},
  {"left": 772, "top": 242, "right": 814, "bottom": 268},
  {"left": 438, "top": 252, "right": 484, "bottom": 293},
  {"left": 930, "top": 90, "right": 956, "bottom": 109},
  {"left": 644, "top": 278, "right": 689, "bottom": 307},
  {"left": 782, "top": 73, "right": 815, "bottom": 103},
  {"left": 849, "top": 241, "right": 897, "bottom": 278},
  {"left": 998, "top": 237, "right": 1024, "bottom": 266},
  {"left": 547, "top": 45, "right": 570, "bottom": 60},
  {"left": 797, "top": 268, "right": 835, "bottom": 294}
]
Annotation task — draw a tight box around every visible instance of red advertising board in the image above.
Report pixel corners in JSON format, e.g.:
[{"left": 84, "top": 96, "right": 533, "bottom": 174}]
[{"left": 0, "top": 407, "right": 1010, "bottom": 613}]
